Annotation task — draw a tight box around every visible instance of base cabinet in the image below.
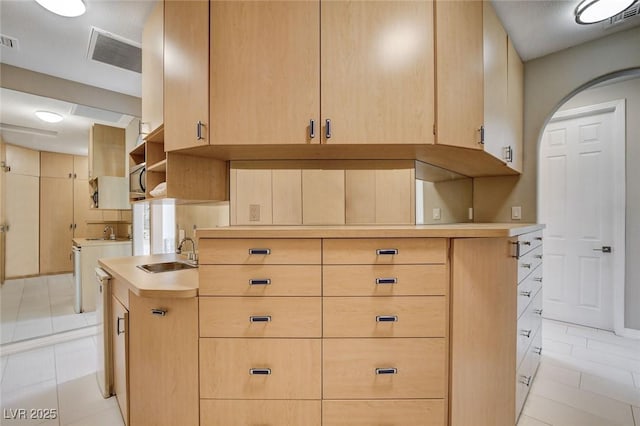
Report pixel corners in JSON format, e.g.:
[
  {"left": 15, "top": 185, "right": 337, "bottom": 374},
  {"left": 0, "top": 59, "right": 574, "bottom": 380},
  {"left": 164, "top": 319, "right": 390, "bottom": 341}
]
[{"left": 112, "top": 295, "right": 129, "bottom": 426}]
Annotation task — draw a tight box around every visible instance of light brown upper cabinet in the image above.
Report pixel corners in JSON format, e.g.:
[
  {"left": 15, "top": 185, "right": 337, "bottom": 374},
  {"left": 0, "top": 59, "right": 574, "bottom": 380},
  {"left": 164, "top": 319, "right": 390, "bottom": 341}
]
[
  {"left": 435, "top": 0, "right": 484, "bottom": 150},
  {"left": 89, "top": 124, "right": 126, "bottom": 178},
  {"left": 164, "top": 0, "right": 209, "bottom": 151},
  {"left": 506, "top": 37, "right": 524, "bottom": 173},
  {"left": 142, "top": 2, "right": 164, "bottom": 135}
]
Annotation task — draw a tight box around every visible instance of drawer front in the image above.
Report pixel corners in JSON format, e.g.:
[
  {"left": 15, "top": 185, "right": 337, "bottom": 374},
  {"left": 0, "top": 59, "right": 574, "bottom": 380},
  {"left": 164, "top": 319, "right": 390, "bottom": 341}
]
[
  {"left": 517, "top": 291, "right": 543, "bottom": 368},
  {"left": 517, "top": 245, "right": 543, "bottom": 284},
  {"left": 200, "top": 338, "right": 321, "bottom": 399},
  {"left": 323, "top": 238, "right": 448, "bottom": 265},
  {"left": 323, "top": 338, "right": 446, "bottom": 399},
  {"left": 517, "top": 267, "right": 543, "bottom": 319},
  {"left": 516, "top": 327, "right": 543, "bottom": 417},
  {"left": 201, "top": 400, "right": 321, "bottom": 426},
  {"left": 199, "top": 265, "right": 321, "bottom": 296},
  {"left": 323, "top": 296, "right": 446, "bottom": 338},
  {"left": 323, "top": 265, "right": 448, "bottom": 296},
  {"left": 323, "top": 400, "right": 445, "bottom": 426},
  {"left": 517, "top": 231, "right": 543, "bottom": 257},
  {"left": 199, "top": 297, "right": 321, "bottom": 338},
  {"left": 199, "top": 238, "right": 321, "bottom": 265}
]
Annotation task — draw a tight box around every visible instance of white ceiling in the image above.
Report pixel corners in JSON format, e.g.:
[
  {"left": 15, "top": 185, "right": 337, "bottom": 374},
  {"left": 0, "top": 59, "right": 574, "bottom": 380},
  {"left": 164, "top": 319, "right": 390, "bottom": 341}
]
[{"left": 0, "top": 0, "right": 639, "bottom": 155}]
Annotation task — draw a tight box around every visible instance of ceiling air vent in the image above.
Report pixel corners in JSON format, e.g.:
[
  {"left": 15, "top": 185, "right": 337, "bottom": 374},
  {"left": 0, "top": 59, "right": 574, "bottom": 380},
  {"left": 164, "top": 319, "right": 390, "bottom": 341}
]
[
  {"left": 1, "top": 34, "right": 19, "bottom": 50},
  {"left": 603, "top": 2, "right": 640, "bottom": 28},
  {"left": 87, "top": 27, "right": 141, "bottom": 73},
  {"left": 70, "top": 104, "right": 125, "bottom": 124}
]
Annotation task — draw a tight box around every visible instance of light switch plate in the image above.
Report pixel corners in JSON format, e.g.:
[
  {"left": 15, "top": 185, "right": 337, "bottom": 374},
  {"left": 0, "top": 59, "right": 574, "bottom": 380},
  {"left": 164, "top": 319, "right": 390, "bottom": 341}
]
[
  {"left": 432, "top": 208, "right": 441, "bottom": 221},
  {"left": 511, "top": 206, "right": 522, "bottom": 220},
  {"left": 249, "top": 204, "right": 260, "bottom": 222}
]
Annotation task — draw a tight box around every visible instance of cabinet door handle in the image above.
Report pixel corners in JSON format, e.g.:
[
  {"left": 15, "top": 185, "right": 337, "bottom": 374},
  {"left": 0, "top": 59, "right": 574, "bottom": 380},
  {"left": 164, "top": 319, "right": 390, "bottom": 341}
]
[
  {"left": 325, "top": 118, "right": 331, "bottom": 139},
  {"left": 534, "top": 254, "right": 543, "bottom": 259},
  {"left": 249, "top": 315, "right": 271, "bottom": 323},
  {"left": 69, "top": 224, "right": 73, "bottom": 230},
  {"left": 534, "top": 309, "right": 543, "bottom": 316},
  {"left": 376, "top": 315, "right": 398, "bottom": 322},
  {"left": 375, "top": 368, "right": 397, "bottom": 375},
  {"left": 68, "top": 173, "right": 73, "bottom": 178},
  {"left": 478, "top": 125, "right": 485, "bottom": 144},
  {"left": 309, "top": 119, "right": 315, "bottom": 139},
  {"left": 534, "top": 346, "right": 543, "bottom": 355},
  {"left": 249, "top": 279, "right": 271, "bottom": 286},
  {"left": 519, "top": 290, "right": 532, "bottom": 298},
  {"left": 375, "top": 277, "right": 397, "bottom": 285},
  {"left": 535, "top": 236, "right": 543, "bottom": 241},
  {"left": 150, "top": 309, "right": 167, "bottom": 317},
  {"left": 519, "top": 375, "right": 532, "bottom": 387},
  {"left": 520, "top": 329, "right": 532, "bottom": 338},
  {"left": 533, "top": 277, "right": 543, "bottom": 283},
  {"left": 376, "top": 249, "right": 398, "bottom": 256},
  {"left": 116, "top": 317, "right": 125, "bottom": 335},
  {"left": 521, "top": 263, "right": 532, "bottom": 269},
  {"left": 196, "top": 121, "right": 204, "bottom": 140},
  {"left": 248, "top": 248, "right": 271, "bottom": 255},
  {"left": 520, "top": 241, "right": 532, "bottom": 246},
  {"left": 250, "top": 368, "right": 271, "bottom": 375}
]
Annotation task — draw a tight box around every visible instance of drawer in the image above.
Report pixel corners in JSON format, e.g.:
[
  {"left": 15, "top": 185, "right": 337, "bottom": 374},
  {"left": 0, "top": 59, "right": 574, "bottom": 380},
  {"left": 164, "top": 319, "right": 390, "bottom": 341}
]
[
  {"left": 198, "top": 238, "right": 321, "bottom": 265},
  {"left": 323, "top": 238, "right": 447, "bottom": 265},
  {"left": 323, "top": 265, "right": 448, "bottom": 296},
  {"left": 323, "top": 400, "right": 445, "bottom": 426},
  {"left": 199, "top": 265, "right": 321, "bottom": 296},
  {"left": 200, "top": 400, "right": 321, "bottom": 426},
  {"left": 200, "top": 338, "right": 321, "bottom": 399},
  {"left": 516, "top": 291, "right": 543, "bottom": 369},
  {"left": 323, "top": 296, "right": 446, "bottom": 338},
  {"left": 517, "top": 245, "right": 543, "bottom": 284},
  {"left": 323, "top": 338, "right": 446, "bottom": 399},
  {"left": 517, "top": 267, "right": 543, "bottom": 319},
  {"left": 516, "top": 327, "right": 543, "bottom": 417},
  {"left": 517, "top": 230, "right": 543, "bottom": 257},
  {"left": 199, "top": 297, "right": 321, "bottom": 338}
]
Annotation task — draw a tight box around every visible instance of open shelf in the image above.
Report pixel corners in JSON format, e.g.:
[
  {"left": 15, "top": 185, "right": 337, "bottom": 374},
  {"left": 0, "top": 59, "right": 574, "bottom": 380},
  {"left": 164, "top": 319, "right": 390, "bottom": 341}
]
[{"left": 147, "top": 159, "right": 167, "bottom": 172}]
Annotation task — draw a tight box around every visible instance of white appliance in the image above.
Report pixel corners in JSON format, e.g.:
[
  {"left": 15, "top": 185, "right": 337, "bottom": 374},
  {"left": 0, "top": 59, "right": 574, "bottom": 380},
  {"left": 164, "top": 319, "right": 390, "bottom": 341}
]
[
  {"left": 95, "top": 267, "right": 113, "bottom": 398},
  {"left": 72, "top": 245, "right": 82, "bottom": 313}
]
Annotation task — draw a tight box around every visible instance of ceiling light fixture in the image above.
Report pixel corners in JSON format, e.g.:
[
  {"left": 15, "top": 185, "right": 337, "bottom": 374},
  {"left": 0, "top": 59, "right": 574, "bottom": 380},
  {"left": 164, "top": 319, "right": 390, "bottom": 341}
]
[
  {"left": 34, "top": 0, "right": 86, "bottom": 18},
  {"left": 34, "top": 110, "right": 64, "bottom": 123},
  {"left": 575, "top": 0, "right": 638, "bottom": 24}
]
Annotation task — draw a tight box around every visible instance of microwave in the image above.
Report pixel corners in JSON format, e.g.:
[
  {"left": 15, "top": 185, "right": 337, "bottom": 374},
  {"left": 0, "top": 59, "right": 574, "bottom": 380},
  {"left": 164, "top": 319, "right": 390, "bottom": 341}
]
[{"left": 130, "top": 163, "right": 146, "bottom": 199}]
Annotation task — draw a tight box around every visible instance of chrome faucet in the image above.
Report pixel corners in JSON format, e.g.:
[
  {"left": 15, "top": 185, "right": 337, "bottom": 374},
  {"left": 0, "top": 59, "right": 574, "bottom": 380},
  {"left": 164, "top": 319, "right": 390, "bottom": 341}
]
[
  {"left": 103, "top": 225, "right": 115, "bottom": 240},
  {"left": 177, "top": 237, "right": 198, "bottom": 263}
]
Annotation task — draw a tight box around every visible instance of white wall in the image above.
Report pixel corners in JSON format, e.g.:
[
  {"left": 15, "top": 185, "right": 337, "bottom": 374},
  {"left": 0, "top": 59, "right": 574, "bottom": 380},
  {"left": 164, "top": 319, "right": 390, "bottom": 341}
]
[{"left": 557, "top": 77, "right": 640, "bottom": 331}]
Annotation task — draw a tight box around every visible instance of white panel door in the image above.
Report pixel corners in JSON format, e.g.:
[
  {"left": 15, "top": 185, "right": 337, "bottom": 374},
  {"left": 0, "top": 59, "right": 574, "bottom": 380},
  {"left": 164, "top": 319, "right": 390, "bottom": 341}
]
[{"left": 539, "top": 107, "right": 620, "bottom": 330}]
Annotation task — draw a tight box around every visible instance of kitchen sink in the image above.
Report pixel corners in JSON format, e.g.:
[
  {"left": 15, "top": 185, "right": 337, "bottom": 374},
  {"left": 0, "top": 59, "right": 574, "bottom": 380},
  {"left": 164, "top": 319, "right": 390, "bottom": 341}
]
[{"left": 137, "top": 261, "right": 197, "bottom": 273}]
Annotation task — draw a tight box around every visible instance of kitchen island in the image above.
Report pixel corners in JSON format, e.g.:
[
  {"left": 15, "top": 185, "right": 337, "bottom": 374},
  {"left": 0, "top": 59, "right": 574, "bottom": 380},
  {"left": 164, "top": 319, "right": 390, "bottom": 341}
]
[{"left": 100, "top": 223, "right": 544, "bottom": 426}]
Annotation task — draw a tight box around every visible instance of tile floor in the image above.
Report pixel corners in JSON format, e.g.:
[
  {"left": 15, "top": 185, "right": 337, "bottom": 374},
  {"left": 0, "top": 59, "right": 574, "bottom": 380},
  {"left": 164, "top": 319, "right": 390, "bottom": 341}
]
[{"left": 1, "top": 275, "right": 639, "bottom": 425}]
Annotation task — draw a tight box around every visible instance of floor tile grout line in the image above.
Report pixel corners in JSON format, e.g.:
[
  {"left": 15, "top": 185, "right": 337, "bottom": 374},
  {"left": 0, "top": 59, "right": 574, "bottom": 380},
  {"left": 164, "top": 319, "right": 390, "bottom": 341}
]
[{"left": 526, "top": 393, "right": 621, "bottom": 424}]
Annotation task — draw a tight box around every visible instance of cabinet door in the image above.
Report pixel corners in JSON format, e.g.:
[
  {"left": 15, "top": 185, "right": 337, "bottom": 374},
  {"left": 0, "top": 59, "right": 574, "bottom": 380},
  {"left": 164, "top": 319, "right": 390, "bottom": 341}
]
[
  {"left": 41, "top": 151, "right": 73, "bottom": 178},
  {"left": 164, "top": 0, "right": 209, "bottom": 151},
  {"left": 73, "top": 179, "right": 102, "bottom": 238},
  {"left": 506, "top": 38, "right": 523, "bottom": 173},
  {"left": 89, "top": 125, "right": 125, "bottom": 178},
  {"left": 5, "top": 173, "right": 39, "bottom": 277},
  {"left": 210, "top": 1, "right": 319, "bottom": 145},
  {"left": 40, "top": 177, "right": 73, "bottom": 274},
  {"left": 73, "top": 155, "right": 88, "bottom": 180},
  {"left": 322, "top": 1, "right": 434, "bottom": 145},
  {"left": 112, "top": 296, "right": 129, "bottom": 426},
  {"left": 482, "top": 1, "right": 508, "bottom": 162},
  {"left": 435, "top": 0, "right": 483, "bottom": 149},
  {"left": 142, "top": 2, "right": 164, "bottom": 134}
]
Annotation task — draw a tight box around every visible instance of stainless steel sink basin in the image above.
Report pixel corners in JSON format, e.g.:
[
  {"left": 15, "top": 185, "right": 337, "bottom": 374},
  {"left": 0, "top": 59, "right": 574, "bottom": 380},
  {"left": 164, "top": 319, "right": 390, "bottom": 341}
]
[
  {"left": 137, "top": 261, "right": 197, "bottom": 273},
  {"left": 86, "top": 237, "right": 106, "bottom": 241}
]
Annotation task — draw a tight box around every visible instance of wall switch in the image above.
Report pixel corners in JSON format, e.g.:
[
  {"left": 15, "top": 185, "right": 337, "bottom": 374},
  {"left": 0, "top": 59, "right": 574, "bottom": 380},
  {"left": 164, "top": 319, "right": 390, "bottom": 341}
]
[
  {"left": 468, "top": 207, "right": 474, "bottom": 221},
  {"left": 511, "top": 206, "right": 522, "bottom": 220},
  {"left": 249, "top": 204, "right": 260, "bottom": 222},
  {"left": 432, "top": 208, "right": 441, "bottom": 221}
]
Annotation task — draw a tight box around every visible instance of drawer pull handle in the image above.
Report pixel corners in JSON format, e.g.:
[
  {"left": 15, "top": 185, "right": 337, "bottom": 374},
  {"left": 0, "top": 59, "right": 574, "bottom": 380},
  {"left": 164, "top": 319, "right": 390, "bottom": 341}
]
[
  {"left": 534, "top": 346, "right": 543, "bottom": 355},
  {"left": 249, "top": 279, "right": 271, "bottom": 286},
  {"left": 520, "top": 241, "right": 532, "bottom": 246},
  {"left": 376, "top": 249, "right": 398, "bottom": 256},
  {"left": 376, "top": 368, "right": 398, "bottom": 375},
  {"left": 520, "top": 329, "right": 532, "bottom": 338},
  {"left": 521, "top": 263, "right": 532, "bottom": 269},
  {"left": 150, "top": 309, "right": 167, "bottom": 317},
  {"left": 249, "top": 248, "right": 271, "bottom": 255},
  {"left": 535, "top": 254, "right": 543, "bottom": 260},
  {"left": 250, "top": 316, "right": 272, "bottom": 323},
  {"left": 519, "top": 375, "right": 532, "bottom": 387},
  {"left": 250, "top": 368, "right": 271, "bottom": 375},
  {"left": 376, "top": 315, "right": 398, "bottom": 322},
  {"left": 520, "top": 290, "right": 532, "bottom": 298},
  {"left": 534, "top": 309, "right": 543, "bottom": 316},
  {"left": 116, "top": 317, "right": 125, "bottom": 335},
  {"left": 533, "top": 277, "right": 543, "bottom": 283},
  {"left": 535, "top": 237, "right": 543, "bottom": 241},
  {"left": 375, "top": 277, "right": 397, "bottom": 285}
]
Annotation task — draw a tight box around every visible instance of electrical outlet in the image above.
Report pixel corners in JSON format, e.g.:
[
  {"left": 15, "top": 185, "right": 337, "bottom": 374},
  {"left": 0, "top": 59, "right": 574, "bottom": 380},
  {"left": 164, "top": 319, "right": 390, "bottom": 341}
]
[
  {"left": 511, "top": 206, "right": 522, "bottom": 220},
  {"left": 249, "top": 204, "right": 260, "bottom": 222},
  {"left": 432, "top": 208, "right": 441, "bottom": 221}
]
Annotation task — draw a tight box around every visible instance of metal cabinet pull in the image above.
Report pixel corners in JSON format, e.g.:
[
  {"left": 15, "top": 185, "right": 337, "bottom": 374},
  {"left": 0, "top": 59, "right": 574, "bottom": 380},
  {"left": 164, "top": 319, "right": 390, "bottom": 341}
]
[
  {"left": 520, "top": 329, "right": 532, "bottom": 338},
  {"left": 250, "top": 368, "right": 271, "bottom": 375},
  {"left": 116, "top": 317, "right": 125, "bottom": 335},
  {"left": 250, "top": 316, "right": 272, "bottom": 323},
  {"left": 534, "top": 254, "right": 543, "bottom": 259},
  {"left": 309, "top": 119, "right": 315, "bottom": 139},
  {"left": 376, "top": 249, "right": 398, "bottom": 256},
  {"left": 533, "top": 277, "right": 543, "bottom": 283},
  {"left": 533, "top": 309, "right": 543, "bottom": 316},
  {"left": 376, "top": 368, "right": 397, "bottom": 375},
  {"left": 511, "top": 241, "right": 521, "bottom": 258},
  {"left": 249, "top": 248, "right": 271, "bottom": 255},
  {"left": 325, "top": 119, "right": 331, "bottom": 139},
  {"left": 519, "top": 375, "right": 532, "bottom": 387},
  {"left": 535, "top": 237, "right": 543, "bottom": 241},
  {"left": 521, "top": 263, "right": 532, "bottom": 269},
  {"left": 503, "top": 145, "right": 513, "bottom": 163},
  {"left": 151, "top": 309, "right": 167, "bottom": 317},
  {"left": 376, "top": 315, "right": 398, "bottom": 323},
  {"left": 519, "top": 290, "right": 532, "bottom": 298},
  {"left": 249, "top": 279, "right": 271, "bottom": 286},
  {"left": 375, "top": 278, "right": 397, "bottom": 285},
  {"left": 478, "top": 125, "right": 485, "bottom": 144},
  {"left": 534, "top": 346, "right": 543, "bottom": 355},
  {"left": 196, "top": 121, "right": 204, "bottom": 140}
]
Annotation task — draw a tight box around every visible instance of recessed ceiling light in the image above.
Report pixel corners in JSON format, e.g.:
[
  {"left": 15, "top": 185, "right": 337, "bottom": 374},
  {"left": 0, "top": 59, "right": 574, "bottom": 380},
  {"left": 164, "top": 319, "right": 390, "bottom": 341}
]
[
  {"left": 575, "top": 0, "right": 637, "bottom": 24},
  {"left": 34, "top": 0, "right": 86, "bottom": 18},
  {"left": 35, "top": 110, "right": 64, "bottom": 123}
]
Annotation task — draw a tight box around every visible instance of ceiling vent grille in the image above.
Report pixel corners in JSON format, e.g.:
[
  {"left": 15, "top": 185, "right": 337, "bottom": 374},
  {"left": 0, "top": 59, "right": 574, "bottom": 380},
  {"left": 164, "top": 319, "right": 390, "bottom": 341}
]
[
  {"left": 604, "top": 3, "right": 640, "bottom": 28},
  {"left": 87, "top": 27, "right": 141, "bottom": 73},
  {"left": 70, "top": 104, "right": 125, "bottom": 124},
  {"left": 1, "top": 34, "right": 19, "bottom": 50}
]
